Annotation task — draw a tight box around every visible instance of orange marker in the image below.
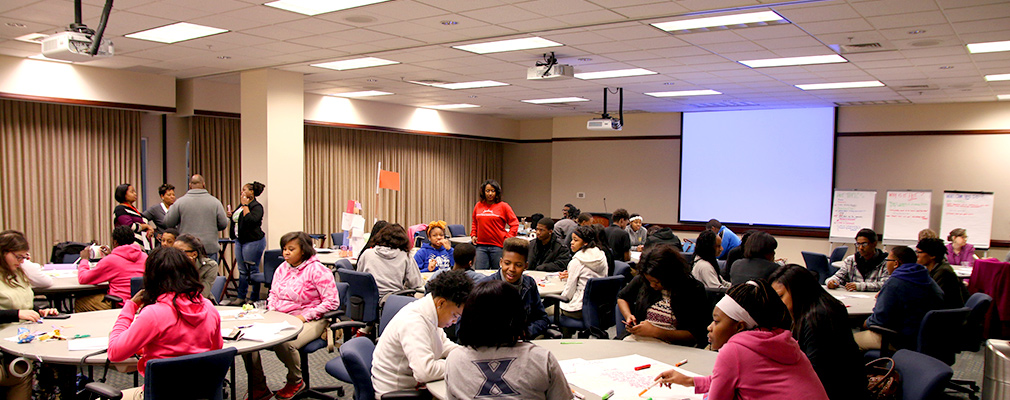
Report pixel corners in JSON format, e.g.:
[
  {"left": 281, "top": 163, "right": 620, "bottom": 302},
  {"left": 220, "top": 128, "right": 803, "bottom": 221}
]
[{"left": 635, "top": 364, "right": 651, "bottom": 371}]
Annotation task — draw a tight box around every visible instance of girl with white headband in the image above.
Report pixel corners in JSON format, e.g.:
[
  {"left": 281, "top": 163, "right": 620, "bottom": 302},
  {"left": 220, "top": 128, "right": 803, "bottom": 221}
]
[
  {"left": 653, "top": 280, "right": 829, "bottom": 400},
  {"left": 625, "top": 214, "right": 647, "bottom": 251}
]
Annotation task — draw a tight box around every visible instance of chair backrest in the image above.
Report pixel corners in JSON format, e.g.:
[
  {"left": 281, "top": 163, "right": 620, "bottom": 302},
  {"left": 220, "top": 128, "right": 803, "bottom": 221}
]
[
  {"left": 130, "top": 276, "right": 144, "bottom": 297},
  {"left": 916, "top": 307, "right": 970, "bottom": 365},
  {"left": 62, "top": 253, "right": 80, "bottom": 264},
  {"left": 613, "top": 260, "right": 630, "bottom": 278},
  {"left": 334, "top": 258, "right": 353, "bottom": 271},
  {"left": 330, "top": 232, "right": 345, "bottom": 248},
  {"left": 340, "top": 337, "right": 376, "bottom": 400},
  {"left": 582, "top": 276, "right": 624, "bottom": 333},
  {"left": 615, "top": 303, "right": 626, "bottom": 338},
  {"left": 210, "top": 276, "right": 226, "bottom": 305},
  {"left": 336, "top": 269, "right": 380, "bottom": 324},
  {"left": 705, "top": 287, "right": 727, "bottom": 319},
  {"left": 963, "top": 292, "right": 993, "bottom": 351},
  {"left": 892, "top": 349, "right": 953, "bottom": 400},
  {"left": 261, "top": 249, "right": 284, "bottom": 287},
  {"left": 307, "top": 234, "right": 326, "bottom": 249},
  {"left": 144, "top": 347, "right": 237, "bottom": 400},
  {"left": 335, "top": 281, "right": 350, "bottom": 313},
  {"left": 447, "top": 224, "right": 466, "bottom": 237},
  {"left": 379, "top": 294, "right": 417, "bottom": 337},
  {"left": 829, "top": 246, "right": 848, "bottom": 263},
  {"left": 801, "top": 251, "right": 831, "bottom": 285}
]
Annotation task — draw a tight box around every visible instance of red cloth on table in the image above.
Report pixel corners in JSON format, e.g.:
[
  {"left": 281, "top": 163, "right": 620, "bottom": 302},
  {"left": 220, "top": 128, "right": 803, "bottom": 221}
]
[{"left": 968, "top": 258, "right": 1010, "bottom": 338}]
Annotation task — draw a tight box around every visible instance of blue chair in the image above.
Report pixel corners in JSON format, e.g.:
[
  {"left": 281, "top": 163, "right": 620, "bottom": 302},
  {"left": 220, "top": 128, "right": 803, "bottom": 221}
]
[
  {"left": 334, "top": 269, "right": 381, "bottom": 337},
  {"left": 104, "top": 276, "right": 145, "bottom": 308},
  {"left": 949, "top": 293, "right": 992, "bottom": 398},
  {"left": 210, "top": 276, "right": 226, "bottom": 305},
  {"left": 250, "top": 249, "right": 283, "bottom": 289},
  {"left": 891, "top": 349, "right": 953, "bottom": 400},
  {"left": 447, "top": 224, "right": 466, "bottom": 238},
  {"left": 324, "top": 337, "right": 426, "bottom": 400},
  {"left": 867, "top": 307, "right": 971, "bottom": 362},
  {"left": 85, "top": 347, "right": 237, "bottom": 399},
  {"left": 546, "top": 276, "right": 624, "bottom": 339},
  {"left": 801, "top": 251, "right": 832, "bottom": 285},
  {"left": 330, "top": 232, "right": 345, "bottom": 248},
  {"left": 613, "top": 261, "right": 632, "bottom": 286},
  {"left": 294, "top": 279, "right": 349, "bottom": 399},
  {"left": 829, "top": 246, "right": 848, "bottom": 264},
  {"left": 62, "top": 253, "right": 80, "bottom": 264},
  {"left": 333, "top": 258, "right": 353, "bottom": 271},
  {"left": 379, "top": 295, "right": 416, "bottom": 337},
  {"left": 308, "top": 234, "right": 327, "bottom": 249}
]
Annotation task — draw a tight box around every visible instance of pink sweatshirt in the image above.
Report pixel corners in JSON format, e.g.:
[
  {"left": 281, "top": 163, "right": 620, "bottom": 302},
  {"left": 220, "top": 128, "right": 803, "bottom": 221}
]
[
  {"left": 78, "top": 244, "right": 147, "bottom": 299},
  {"left": 108, "top": 293, "right": 223, "bottom": 376},
  {"left": 268, "top": 255, "right": 340, "bottom": 321},
  {"left": 693, "top": 328, "right": 829, "bottom": 400}
]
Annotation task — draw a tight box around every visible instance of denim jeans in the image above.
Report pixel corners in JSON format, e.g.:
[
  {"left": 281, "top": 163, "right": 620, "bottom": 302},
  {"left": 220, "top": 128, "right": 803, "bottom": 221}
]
[
  {"left": 474, "top": 244, "right": 503, "bottom": 270},
  {"left": 235, "top": 237, "right": 267, "bottom": 301}
]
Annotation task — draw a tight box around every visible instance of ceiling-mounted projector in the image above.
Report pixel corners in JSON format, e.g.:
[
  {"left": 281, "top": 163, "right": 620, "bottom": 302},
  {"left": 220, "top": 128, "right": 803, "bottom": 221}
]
[
  {"left": 587, "top": 87, "right": 623, "bottom": 131},
  {"left": 42, "top": 31, "right": 113, "bottom": 62},
  {"left": 527, "top": 51, "right": 574, "bottom": 80}
]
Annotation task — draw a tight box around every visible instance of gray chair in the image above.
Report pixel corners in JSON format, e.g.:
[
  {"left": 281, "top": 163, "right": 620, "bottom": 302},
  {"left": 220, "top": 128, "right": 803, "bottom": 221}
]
[
  {"left": 801, "top": 251, "right": 831, "bottom": 285},
  {"left": 829, "top": 246, "right": 848, "bottom": 264}
]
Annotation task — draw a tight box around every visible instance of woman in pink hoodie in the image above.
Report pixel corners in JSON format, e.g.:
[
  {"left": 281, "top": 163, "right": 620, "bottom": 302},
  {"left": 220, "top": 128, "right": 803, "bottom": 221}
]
[
  {"left": 243, "top": 231, "right": 340, "bottom": 400},
  {"left": 108, "top": 246, "right": 223, "bottom": 399},
  {"left": 654, "top": 280, "right": 829, "bottom": 400},
  {"left": 76, "top": 225, "right": 148, "bottom": 312}
]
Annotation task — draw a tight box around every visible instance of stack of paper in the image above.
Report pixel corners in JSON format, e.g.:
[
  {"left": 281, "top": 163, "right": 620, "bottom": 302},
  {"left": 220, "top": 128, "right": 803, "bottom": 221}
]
[
  {"left": 68, "top": 337, "right": 109, "bottom": 351},
  {"left": 560, "top": 354, "right": 703, "bottom": 400}
]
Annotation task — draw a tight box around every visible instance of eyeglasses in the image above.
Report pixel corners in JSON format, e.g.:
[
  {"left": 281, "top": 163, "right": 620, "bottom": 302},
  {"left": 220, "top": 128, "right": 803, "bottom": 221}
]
[
  {"left": 885, "top": 258, "right": 898, "bottom": 263},
  {"left": 12, "top": 253, "right": 28, "bottom": 262},
  {"left": 914, "top": 250, "right": 924, "bottom": 254},
  {"left": 854, "top": 242, "right": 872, "bottom": 247}
]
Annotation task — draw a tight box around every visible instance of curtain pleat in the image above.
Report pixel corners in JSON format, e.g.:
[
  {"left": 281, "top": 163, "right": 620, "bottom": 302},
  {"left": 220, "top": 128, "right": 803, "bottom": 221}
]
[
  {"left": 190, "top": 116, "right": 241, "bottom": 238},
  {"left": 304, "top": 125, "right": 503, "bottom": 237},
  {"left": 0, "top": 99, "right": 141, "bottom": 257}
]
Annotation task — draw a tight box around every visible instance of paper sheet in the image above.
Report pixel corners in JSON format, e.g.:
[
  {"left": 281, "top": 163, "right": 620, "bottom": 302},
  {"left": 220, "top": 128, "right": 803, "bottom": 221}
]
[
  {"left": 218, "top": 309, "right": 266, "bottom": 321},
  {"left": 240, "top": 322, "right": 297, "bottom": 342},
  {"left": 562, "top": 354, "right": 703, "bottom": 400},
  {"left": 68, "top": 337, "right": 109, "bottom": 351}
]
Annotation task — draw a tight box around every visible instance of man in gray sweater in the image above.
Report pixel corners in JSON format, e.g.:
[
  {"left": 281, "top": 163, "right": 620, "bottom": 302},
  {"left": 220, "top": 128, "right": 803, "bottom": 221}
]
[{"left": 164, "top": 174, "right": 229, "bottom": 261}]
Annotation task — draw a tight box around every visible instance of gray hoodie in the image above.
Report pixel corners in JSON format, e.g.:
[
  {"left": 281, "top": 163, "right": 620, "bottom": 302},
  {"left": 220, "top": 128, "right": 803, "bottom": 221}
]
[
  {"left": 445, "top": 342, "right": 571, "bottom": 400},
  {"left": 356, "top": 246, "right": 424, "bottom": 297},
  {"left": 560, "top": 246, "right": 607, "bottom": 312}
]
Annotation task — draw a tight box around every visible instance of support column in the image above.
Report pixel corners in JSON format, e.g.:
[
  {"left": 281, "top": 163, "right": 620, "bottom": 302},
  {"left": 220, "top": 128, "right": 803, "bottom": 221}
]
[{"left": 241, "top": 69, "right": 304, "bottom": 247}]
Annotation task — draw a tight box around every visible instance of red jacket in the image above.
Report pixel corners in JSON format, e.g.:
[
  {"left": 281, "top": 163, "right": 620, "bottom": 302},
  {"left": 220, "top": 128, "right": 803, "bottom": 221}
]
[
  {"left": 78, "top": 244, "right": 146, "bottom": 299},
  {"left": 470, "top": 201, "right": 518, "bottom": 247}
]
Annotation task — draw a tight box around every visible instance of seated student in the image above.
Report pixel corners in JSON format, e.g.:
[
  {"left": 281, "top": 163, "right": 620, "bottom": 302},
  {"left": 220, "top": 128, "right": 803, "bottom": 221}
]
[
  {"left": 356, "top": 223, "right": 424, "bottom": 298},
  {"left": 854, "top": 245, "right": 944, "bottom": 351},
  {"left": 723, "top": 230, "right": 757, "bottom": 281},
  {"left": 159, "top": 228, "right": 179, "bottom": 248},
  {"left": 446, "top": 279, "right": 571, "bottom": 400},
  {"left": 527, "top": 218, "right": 572, "bottom": 272},
  {"left": 626, "top": 214, "right": 647, "bottom": 251},
  {"left": 414, "top": 220, "right": 454, "bottom": 272},
  {"left": 483, "top": 237, "right": 550, "bottom": 339},
  {"left": 692, "top": 230, "right": 729, "bottom": 290},
  {"left": 357, "top": 220, "right": 389, "bottom": 259},
  {"left": 618, "top": 244, "right": 710, "bottom": 346},
  {"left": 917, "top": 237, "right": 968, "bottom": 309},
  {"left": 244, "top": 232, "right": 340, "bottom": 400},
  {"left": 604, "top": 208, "right": 632, "bottom": 262},
  {"left": 728, "top": 232, "right": 779, "bottom": 286},
  {"left": 918, "top": 228, "right": 939, "bottom": 240},
  {"left": 825, "top": 228, "right": 889, "bottom": 292},
  {"left": 427, "top": 243, "right": 485, "bottom": 290},
  {"left": 107, "top": 246, "right": 223, "bottom": 399},
  {"left": 592, "top": 224, "right": 616, "bottom": 276},
  {"left": 770, "top": 265, "right": 867, "bottom": 400},
  {"left": 76, "top": 226, "right": 148, "bottom": 311},
  {"left": 654, "top": 281, "right": 829, "bottom": 400},
  {"left": 0, "top": 230, "right": 59, "bottom": 399},
  {"left": 706, "top": 219, "right": 741, "bottom": 259},
  {"left": 554, "top": 204, "right": 579, "bottom": 242},
  {"left": 946, "top": 228, "right": 976, "bottom": 267},
  {"left": 171, "top": 234, "right": 219, "bottom": 300},
  {"left": 644, "top": 225, "right": 682, "bottom": 252},
  {"left": 556, "top": 226, "right": 608, "bottom": 320},
  {"left": 372, "top": 270, "right": 473, "bottom": 398}
]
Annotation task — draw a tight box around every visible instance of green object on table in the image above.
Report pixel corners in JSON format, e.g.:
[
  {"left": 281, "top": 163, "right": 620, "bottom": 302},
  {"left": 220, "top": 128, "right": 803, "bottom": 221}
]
[
  {"left": 72, "top": 334, "right": 90, "bottom": 339},
  {"left": 560, "top": 341, "right": 582, "bottom": 344}
]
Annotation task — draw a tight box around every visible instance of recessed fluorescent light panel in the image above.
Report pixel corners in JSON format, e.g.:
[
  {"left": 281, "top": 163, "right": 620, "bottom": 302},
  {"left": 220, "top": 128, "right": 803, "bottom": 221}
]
[
  {"left": 521, "top": 97, "right": 590, "bottom": 104},
  {"left": 426, "top": 104, "right": 480, "bottom": 110},
  {"left": 311, "top": 57, "right": 399, "bottom": 71},
  {"left": 15, "top": 33, "right": 48, "bottom": 43},
  {"left": 433, "top": 81, "right": 508, "bottom": 90},
  {"left": 330, "top": 91, "right": 393, "bottom": 97},
  {"left": 739, "top": 54, "right": 847, "bottom": 68},
  {"left": 575, "top": 68, "right": 657, "bottom": 80},
  {"left": 967, "top": 40, "right": 1010, "bottom": 54},
  {"left": 28, "top": 54, "right": 73, "bottom": 63},
  {"left": 645, "top": 90, "right": 721, "bottom": 97},
  {"left": 125, "top": 22, "right": 228, "bottom": 43},
  {"left": 264, "top": 0, "right": 391, "bottom": 16},
  {"left": 998, "top": 94, "right": 1010, "bottom": 100},
  {"left": 985, "top": 73, "right": 1010, "bottom": 82},
  {"left": 795, "top": 81, "right": 884, "bottom": 90},
  {"left": 453, "top": 37, "right": 562, "bottom": 54},
  {"left": 652, "top": 11, "right": 787, "bottom": 32}
]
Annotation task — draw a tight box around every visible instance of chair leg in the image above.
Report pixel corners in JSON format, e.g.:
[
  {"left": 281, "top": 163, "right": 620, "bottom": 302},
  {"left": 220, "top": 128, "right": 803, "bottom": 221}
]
[
  {"left": 948, "top": 380, "right": 979, "bottom": 400},
  {"left": 292, "top": 350, "right": 344, "bottom": 400}
]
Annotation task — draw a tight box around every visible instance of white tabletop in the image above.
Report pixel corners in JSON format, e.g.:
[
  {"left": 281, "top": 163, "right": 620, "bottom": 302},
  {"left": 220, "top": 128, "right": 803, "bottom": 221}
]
[
  {"left": 830, "top": 261, "right": 970, "bottom": 279},
  {"left": 426, "top": 339, "right": 717, "bottom": 400},
  {"left": 34, "top": 264, "right": 108, "bottom": 295},
  {"left": 824, "top": 286, "right": 876, "bottom": 318},
  {"left": 421, "top": 270, "right": 565, "bottom": 296},
  {"left": 315, "top": 250, "right": 356, "bottom": 266},
  {"left": 0, "top": 306, "right": 302, "bottom": 365},
  {"left": 448, "top": 237, "right": 471, "bottom": 244}
]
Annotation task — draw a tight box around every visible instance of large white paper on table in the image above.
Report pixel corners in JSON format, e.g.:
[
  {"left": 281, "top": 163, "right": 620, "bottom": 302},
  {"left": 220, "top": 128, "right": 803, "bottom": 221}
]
[
  {"left": 560, "top": 354, "right": 703, "bottom": 400},
  {"left": 219, "top": 309, "right": 266, "bottom": 321},
  {"left": 68, "top": 337, "right": 109, "bottom": 351},
  {"left": 240, "top": 322, "right": 297, "bottom": 342}
]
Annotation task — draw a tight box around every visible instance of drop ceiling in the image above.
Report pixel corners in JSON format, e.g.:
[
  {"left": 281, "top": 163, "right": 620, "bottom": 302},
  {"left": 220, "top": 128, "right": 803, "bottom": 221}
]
[{"left": 1, "top": 0, "right": 1008, "bottom": 119}]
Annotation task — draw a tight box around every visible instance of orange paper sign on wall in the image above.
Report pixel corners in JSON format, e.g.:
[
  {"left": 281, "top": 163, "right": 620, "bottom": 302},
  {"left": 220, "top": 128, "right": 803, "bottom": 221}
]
[{"left": 378, "top": 169, "right": 400, "bottom": 191}]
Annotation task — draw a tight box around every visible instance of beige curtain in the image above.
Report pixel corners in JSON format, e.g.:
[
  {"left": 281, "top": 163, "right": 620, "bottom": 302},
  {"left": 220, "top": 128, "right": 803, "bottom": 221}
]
[
  {"left": 304, "top": 125, "right": 503, "bottom": 238},
  {"left": 0, "top": 99, "right": 142, "bottom": 257},
  {"left": 190, "top": 116, "right": 241, "bottom": 215}
]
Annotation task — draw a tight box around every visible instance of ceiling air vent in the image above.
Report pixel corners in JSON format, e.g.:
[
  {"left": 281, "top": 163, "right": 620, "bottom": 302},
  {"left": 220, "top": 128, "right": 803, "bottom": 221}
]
[
  {"left": 835, "top": 100, "right": 911, "bottom": 106},
  {"left": 691, "top": 101, "right": 759, "bottom": 108},
  {"left": 828, "top": 42, "right": 895, "bottom": 54},
  {"left": 894, "top": 85, "right": 938, "bottom": 92}
]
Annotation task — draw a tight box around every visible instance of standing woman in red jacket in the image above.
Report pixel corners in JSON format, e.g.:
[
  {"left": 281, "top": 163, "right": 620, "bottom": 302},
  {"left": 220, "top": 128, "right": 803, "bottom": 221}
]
[{"left": 470, "top": 179, "right": 518, "bottom": 270}]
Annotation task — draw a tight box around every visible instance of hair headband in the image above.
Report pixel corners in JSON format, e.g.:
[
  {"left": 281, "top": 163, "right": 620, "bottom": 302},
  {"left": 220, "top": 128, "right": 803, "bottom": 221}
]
[
  {"left": 715, "top": 285, "right": 759, "bottom": 329},
  {"left": 629, "top": 216, "right": 643, "bottom": 222}
]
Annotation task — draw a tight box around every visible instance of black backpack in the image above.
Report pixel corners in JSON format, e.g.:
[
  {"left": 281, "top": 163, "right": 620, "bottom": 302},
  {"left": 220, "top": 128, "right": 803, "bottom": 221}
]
[{"left": 50, "top": 241, "right": 89, "bottom": 264}]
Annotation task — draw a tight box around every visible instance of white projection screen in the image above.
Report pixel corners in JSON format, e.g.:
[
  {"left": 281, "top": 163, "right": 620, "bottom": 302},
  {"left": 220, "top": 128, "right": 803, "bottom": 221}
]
[{"left": 680, "top": 108, "right": 835, "bottom": 228}]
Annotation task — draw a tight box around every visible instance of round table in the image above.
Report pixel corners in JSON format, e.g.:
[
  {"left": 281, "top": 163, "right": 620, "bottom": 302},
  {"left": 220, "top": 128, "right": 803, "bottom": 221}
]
[
  {"left": 823, "top": 286, "right": 876, "bottom": 318},
  {"left": 316, "top": 251, "right": 357, "bottom": 267},
  {"left": 420, "top": 270, "right": 565, "bottom": 296},
  {"left": 35, "top": 264, "right": 110, "bottom": 313},
  {"left": 426, "top": 339, "right": 717, "bottom": 399}
]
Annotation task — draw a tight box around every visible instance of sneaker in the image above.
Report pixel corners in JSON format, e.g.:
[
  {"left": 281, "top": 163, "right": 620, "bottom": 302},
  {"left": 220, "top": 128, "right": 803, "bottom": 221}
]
[
  {"left": 275, "top": 380, "right": 304, "bottom": 400},
  {"left": 245, "top": 388, "right": 273, "bottom": 400}
]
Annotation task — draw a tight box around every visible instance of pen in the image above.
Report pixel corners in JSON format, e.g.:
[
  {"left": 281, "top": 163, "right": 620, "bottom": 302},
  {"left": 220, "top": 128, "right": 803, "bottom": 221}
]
[
  {"left": 237, "top": 324, "right": 254, "bottom": 329},
  {"left": 635, "top": 364, "right": 651, "bottom": 371},
  {"left": 601, "top": 389, "right": 614, "bottom": 400},
  {"left": 570, "top": 388, "right": 585, "bottom": 399},
  {"left": 560, "top": 341, "right": 582, "bottom": 344},
  {"left": 675, "top": 359, "right": 688, "bottom": 367}
]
